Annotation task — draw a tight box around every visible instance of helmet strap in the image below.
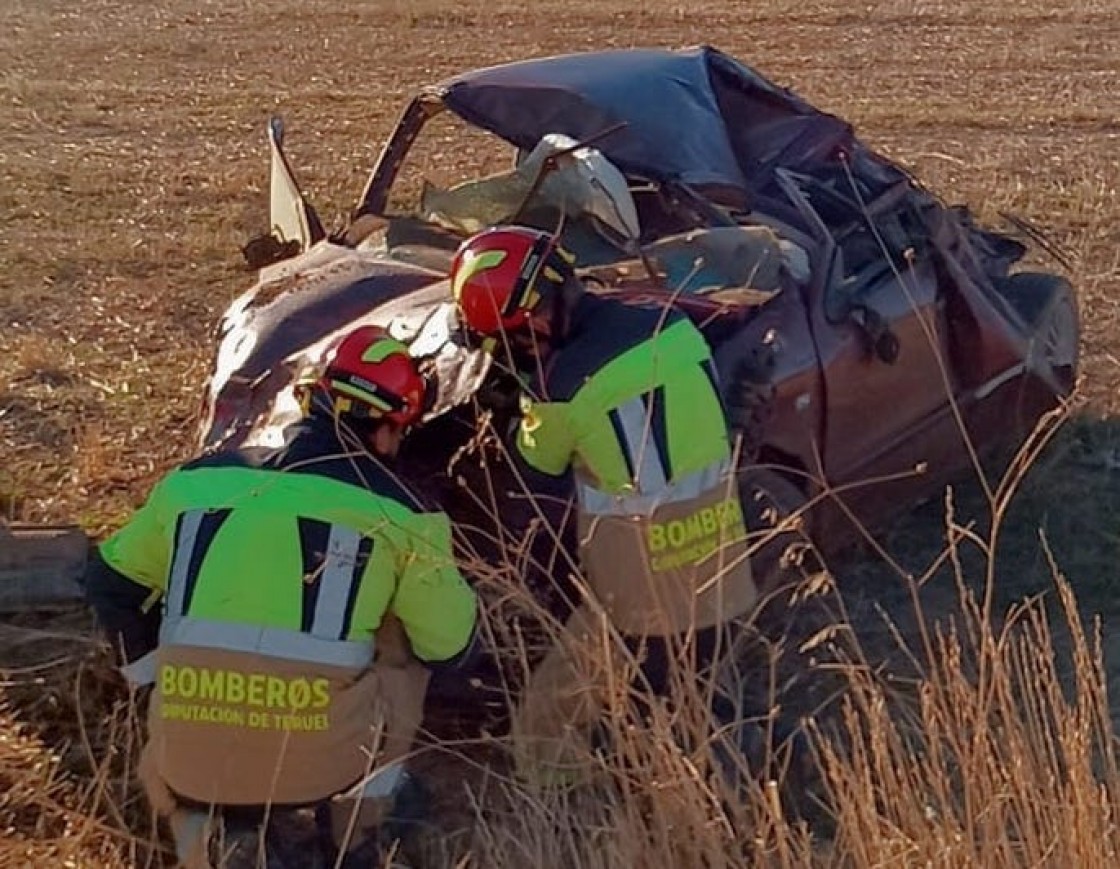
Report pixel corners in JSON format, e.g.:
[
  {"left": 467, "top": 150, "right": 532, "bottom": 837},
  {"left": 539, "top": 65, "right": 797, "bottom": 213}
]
[{"left": 548, "top": 270, "right": 584, "bottom": 348}]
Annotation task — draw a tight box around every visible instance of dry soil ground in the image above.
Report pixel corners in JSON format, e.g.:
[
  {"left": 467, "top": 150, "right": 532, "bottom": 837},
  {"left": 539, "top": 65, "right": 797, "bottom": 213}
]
[{"left": 1, "top": 0, "right": 1119, "bottom": 864}]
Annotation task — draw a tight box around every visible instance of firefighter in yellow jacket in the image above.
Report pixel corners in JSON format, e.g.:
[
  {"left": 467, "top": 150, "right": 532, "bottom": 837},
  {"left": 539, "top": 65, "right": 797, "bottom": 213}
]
[
  {"left": 449, "top": 226, "right": 758, "bottom": 786},
  {"left": 84, "top": 325, "right": 478, "bottom": 867}
]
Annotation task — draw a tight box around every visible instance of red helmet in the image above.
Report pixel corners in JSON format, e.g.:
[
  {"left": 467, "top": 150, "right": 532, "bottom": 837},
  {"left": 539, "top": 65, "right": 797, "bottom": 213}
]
[
  {"left": 297, "top": 325, "right": 426, "bottom": 427},
  {"left": 449, "top": 226, "right": 576, "bottom": 337}
]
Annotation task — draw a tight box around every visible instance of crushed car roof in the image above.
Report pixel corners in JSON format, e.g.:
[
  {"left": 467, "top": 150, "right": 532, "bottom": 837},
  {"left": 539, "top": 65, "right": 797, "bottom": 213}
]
[{"left": 436, "top": 45, "right": 866, "bottom": 196}]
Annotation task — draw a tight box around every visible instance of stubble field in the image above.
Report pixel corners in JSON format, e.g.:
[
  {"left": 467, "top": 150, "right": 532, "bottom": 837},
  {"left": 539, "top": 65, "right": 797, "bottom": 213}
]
[{"left": 1, "top": 0, "right": 1118, "bottom": 865}]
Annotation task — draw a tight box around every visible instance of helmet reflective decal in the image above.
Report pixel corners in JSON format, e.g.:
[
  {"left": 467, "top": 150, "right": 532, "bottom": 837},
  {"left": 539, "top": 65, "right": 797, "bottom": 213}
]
[
  {"left": 504, "top": 233, "right": 553, "bottom": 317},
  {"left": 451, "top": 249, "right": 508, "bottom": 302},
  {"left": 359, "top": 335, "right": 410, "bottom": 365},
  {"left": 329, "top": 379, "right": 395, "bottom": 412}
]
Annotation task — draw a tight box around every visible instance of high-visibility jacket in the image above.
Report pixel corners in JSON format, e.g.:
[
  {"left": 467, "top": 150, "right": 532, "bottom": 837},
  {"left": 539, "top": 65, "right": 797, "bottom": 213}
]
[
  {"left": 516, "top": 293, "right": 757, "bottom": 636},
  {"left": 88, "top": 414, "right": 478, "bottom": 805}
]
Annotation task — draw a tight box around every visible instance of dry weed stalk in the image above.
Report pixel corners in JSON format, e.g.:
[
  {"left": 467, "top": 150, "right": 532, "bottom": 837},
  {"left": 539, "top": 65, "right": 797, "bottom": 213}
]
[
  {"left": 442, "top": 400, "right": 1120, "bottom": 869},
  {"left": 5, "top": 388, "right": 1112, "bottom": 869},
  {"left": 813, "top": 556, "right": 1120, "bottom": 867}
]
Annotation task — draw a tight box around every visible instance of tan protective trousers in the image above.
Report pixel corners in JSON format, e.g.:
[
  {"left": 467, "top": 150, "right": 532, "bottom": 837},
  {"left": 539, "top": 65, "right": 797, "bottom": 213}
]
[
  {"left": 511, "top": 490, "right": 758, "bottom": 788},
  {"left": 509, "top": 605, "right": 611, "bottom": 787},
  {"left": 139, "top": 617, "right": 429, "bottom": 868},
  {"left": 510, "top": 606, "right": 755, "bottom": 788}
]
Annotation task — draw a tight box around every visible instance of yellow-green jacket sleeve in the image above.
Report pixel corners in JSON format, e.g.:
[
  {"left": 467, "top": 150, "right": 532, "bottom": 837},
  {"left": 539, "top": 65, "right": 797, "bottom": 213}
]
[
  {"left": 515, "top": 395, "right": 576, "bottom": 478},
  {"left": 98, "top": 476, "right": 173, "bottom": 593},
  {"left": 390, "top": 512, "right": 478, "bottom": 664}
]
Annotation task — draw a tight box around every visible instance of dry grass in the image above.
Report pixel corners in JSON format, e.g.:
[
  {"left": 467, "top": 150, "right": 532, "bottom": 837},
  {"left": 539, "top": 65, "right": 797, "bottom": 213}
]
[
  {"left": 7, "top": 414, "right": 1119, "bottom": 867},
  {"left": 0, "top": 615, "right": 162, "bottom": 866},
  {"left": 2, "top": 0, "right": 1117, "bottom": 531},
  {"left": 2, "top": 0, "right": 1120, "bottom": 865}
]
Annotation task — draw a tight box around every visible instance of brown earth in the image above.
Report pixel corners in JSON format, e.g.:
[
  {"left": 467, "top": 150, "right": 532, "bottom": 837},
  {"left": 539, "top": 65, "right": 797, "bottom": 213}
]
[{"left": 1, "top": 0, "right": 1119, "bottom": 864}]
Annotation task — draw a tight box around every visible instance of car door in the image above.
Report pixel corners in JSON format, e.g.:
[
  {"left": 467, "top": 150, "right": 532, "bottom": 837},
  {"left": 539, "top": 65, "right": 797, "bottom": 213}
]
[{"left": 778, "top": 170, "right": 968, "bottom": 514}]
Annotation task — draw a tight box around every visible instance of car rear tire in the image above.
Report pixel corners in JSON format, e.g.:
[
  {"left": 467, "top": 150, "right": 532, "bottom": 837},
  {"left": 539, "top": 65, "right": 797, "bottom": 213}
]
[{"left": 997, "top": 271, "right": 1080, "bottom": 394}]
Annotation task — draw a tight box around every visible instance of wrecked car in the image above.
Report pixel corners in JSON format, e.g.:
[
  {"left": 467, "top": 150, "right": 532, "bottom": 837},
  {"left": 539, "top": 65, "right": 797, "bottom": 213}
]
[{"left": 199, "top": 46, "right": 1079, "bottom": 591}]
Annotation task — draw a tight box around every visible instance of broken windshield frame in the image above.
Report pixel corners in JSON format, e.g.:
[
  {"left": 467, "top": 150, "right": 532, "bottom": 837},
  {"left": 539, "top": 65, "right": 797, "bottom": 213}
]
[
  {"left": 351, "top": 96, "right": 648, "bottom": 269},
  {"left": 351, "top": 90, "right": 791, "bottom": 296}
]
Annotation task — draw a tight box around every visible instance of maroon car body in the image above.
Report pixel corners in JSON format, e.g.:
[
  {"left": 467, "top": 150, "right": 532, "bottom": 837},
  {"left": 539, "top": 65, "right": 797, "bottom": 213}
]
[{"left": 200, "top": 46, "right": 1079, "bottom": 573}]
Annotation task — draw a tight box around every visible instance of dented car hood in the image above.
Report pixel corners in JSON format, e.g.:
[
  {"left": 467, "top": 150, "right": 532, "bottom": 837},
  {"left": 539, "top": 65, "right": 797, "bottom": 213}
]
[{"left": 201, "top": 243, "right": 489, "bottom": 449}]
